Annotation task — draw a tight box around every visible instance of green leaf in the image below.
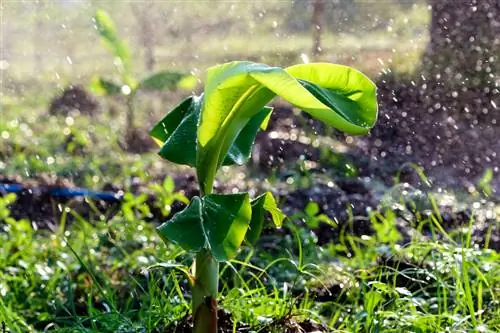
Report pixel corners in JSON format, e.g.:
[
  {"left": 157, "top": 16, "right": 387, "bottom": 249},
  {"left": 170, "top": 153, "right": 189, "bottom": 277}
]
[
  {"left": 158, "top": 105, "right": 200, "bottom": 166},
  {"left": 89, "top": 76, "right": 123, "bottom": 96},
  {"left": 287, "top": 63, "right": 377, "bottom": 129},
  {"left": 202, "top": 193, "right": 251, "bottom": 261},
  {"left": 223, "top": 106, "right": 273, "bottom": 165},
  {"left": 157, "top": 197, "right": 205, "bottom": 252},
  {"left": 150, "top": 96, "right": 274, "bottom": 168},
  {"left": 177, "top": 74, "right": 198, "bottom": 90},
  {"left": 157, "top": 193, "right": 252, "bottom": 261},
  {"left": 150, "top": 96, "right": 196, "bottom": 144},
  {"left": 246, "top": 192, "right": 285, "bottom": 245},
  {"left": 150, "top": 95, "right": 201, "bottom": 165},
  {"left": 196, "top": 61, "right": 378, "bottom": 193},
  {"left": 163, "top": 177, "right": 175, "bottom": 193},
  {"left": 305, "top": 202, "right": 320, "bottom": 217},
  {"left": 94, "top": 9, "right": 132, "bottom": 81},
  {"left": 139, "top": 71, "right": 187, "bottom": 92}
]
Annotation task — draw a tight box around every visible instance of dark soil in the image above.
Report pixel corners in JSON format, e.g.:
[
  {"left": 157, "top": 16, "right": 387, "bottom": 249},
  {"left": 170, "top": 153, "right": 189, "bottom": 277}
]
[
  {"left": 166, "top": 311, "right": 329, "bottom": 333},
  {"left": 361, "top": 75, "right": 500, "bottom": 190},
  {"left": 49, "top": 85, "right": 99, "bottom": 117},
  {"left": 1, "top": 169, "right": 498, "bottom": 250},
  {"left": 119, "top": 127, "right": 157, "bottom": 154}
]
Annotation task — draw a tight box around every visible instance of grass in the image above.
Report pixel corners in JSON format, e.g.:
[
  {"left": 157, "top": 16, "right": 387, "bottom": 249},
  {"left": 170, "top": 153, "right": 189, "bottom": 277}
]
[{"left": 0, "top": 180, "right": 498, "bottom": 332}]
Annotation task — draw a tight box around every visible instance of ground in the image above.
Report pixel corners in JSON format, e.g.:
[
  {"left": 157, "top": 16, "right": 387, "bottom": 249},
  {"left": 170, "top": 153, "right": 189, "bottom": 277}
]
[{"left": 1, "top": 75, "right": 499, "bottom": 332}]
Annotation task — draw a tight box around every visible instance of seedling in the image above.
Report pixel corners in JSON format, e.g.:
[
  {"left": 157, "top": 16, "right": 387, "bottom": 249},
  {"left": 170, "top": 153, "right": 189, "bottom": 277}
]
[
  {"left": 150, "top": 61, "right": 378, "bottom": 332},
  {"left": 91, "top": 9, "right": 195, "bottom": 144}
]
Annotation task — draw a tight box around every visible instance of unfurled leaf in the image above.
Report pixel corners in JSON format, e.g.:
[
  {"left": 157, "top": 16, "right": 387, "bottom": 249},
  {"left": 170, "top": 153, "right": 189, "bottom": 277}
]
[
  {"left": 156, "top": 193, "right": 252, "bottom": 261},
  {"left": 286, "top": 63, "right": 377, "bottom": 129},
  {"left": 157, "top": 197, "right": 205, "bottom": 252},
  {"left": 246, "top": 192, "right": 285, "bottom": 245},
  {"left": 139, "top": 71, "right": 187, "bottom": 92},
  {"left": 196, "top": 61, "right": 378, "bottom": 193},
  {"left": 202, "top": 193, "right": 251, "bottom": 261}
]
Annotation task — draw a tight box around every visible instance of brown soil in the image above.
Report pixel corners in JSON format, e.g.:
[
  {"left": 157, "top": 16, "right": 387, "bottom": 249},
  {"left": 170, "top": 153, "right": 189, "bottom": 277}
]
[
  {"left": 166, "top": 311, "right": 329, "bottom": 332},
  {"left": 49, "top": 85, "right": 99, "bottom": 117},
  {"left": 360, "top": 75, "right": 500, "bottom": 190}
]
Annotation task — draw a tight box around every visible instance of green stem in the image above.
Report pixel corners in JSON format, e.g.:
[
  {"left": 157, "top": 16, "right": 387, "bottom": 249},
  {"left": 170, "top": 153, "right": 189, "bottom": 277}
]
[
  {"left": 193, "top": 249, "right": 219, "bottom": 333},
  {"left": 126, "top": 94, "right": 135, "bottom": 135}
]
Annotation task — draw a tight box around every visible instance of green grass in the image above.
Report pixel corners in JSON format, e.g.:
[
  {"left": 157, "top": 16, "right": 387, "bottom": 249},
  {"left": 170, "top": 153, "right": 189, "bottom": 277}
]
[{"left": 1, "top": 184, "right": 498, "bottom": 332}]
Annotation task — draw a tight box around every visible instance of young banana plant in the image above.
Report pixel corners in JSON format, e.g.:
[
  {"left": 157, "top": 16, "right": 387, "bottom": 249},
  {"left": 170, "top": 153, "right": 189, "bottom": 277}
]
[
  {"left": 91, "top": 9, "right": 195, "bottom": 143},
  {"left": 150, "top": 61, "right": 378, "bottom": 332}
]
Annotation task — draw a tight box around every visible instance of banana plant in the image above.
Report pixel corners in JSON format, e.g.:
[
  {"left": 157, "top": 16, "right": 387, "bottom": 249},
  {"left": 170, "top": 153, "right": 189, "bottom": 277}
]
[
  {"left": 91, "top": 9, "right": 195, "bottom": 142},
  {"left": 150, "top": 61, "right": 378, "bottom": 332}
]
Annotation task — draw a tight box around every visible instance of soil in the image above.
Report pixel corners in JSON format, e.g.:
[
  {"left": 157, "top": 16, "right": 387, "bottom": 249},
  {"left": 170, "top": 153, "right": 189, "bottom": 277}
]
[
  {"left": 166, "top": 311, "right": 328, "bottom": 333},
  {"left": 119, "top": 127, "right": 158, "bottom": 154},
  {"left": 361, "top": 75, "right": 500, "bottom": 190},
  {"left": 49, "top": 85, "right": 99, "bottom": 117}
]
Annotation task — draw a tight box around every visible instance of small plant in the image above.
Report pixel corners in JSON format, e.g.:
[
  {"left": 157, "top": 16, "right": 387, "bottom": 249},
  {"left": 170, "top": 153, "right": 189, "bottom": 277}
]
[
  {"left": 91, "top": 9, "right": 195, "bottom": 145},
  {"left": 150, "top": 61, "right": 378, "bottom": 332}
]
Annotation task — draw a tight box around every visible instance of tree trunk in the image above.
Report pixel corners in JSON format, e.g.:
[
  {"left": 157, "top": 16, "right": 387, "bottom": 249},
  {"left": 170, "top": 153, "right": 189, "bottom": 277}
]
[
  {"left": 311, "top": 0, "right": 325, "bottom": 59},
  {"left": 132, "top": 2, "right": 156, "bottom": 71},
  {"left": 423, "top": 0, "right": 499, "bottom": 87},
  {"left": 33, "top": 0, "right": 44, "bottom": 73}
]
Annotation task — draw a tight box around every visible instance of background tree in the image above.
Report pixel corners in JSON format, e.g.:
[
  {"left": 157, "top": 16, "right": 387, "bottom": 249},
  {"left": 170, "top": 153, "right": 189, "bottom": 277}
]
[
  {"left": 131, "top": 1, "right": 157, "bottom": 71},
  {"left": 33, "top": 0, "right": 44, "bottom": 73},
  {"left": 422, "top": 0, "right": 499, "bottom": 87},
  {"left": 311, "top": 0, "right": 325, "bottom": 59}
]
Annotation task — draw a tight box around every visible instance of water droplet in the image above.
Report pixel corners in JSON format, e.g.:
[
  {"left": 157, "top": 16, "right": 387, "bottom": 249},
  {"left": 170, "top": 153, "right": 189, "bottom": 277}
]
[{"left": 121, "top": 85, "right": 132, "bottom": 95}]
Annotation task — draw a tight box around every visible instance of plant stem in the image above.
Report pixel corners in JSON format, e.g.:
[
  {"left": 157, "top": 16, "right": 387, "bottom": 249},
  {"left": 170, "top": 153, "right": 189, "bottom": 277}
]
[
  {"left": 193, "top": 249, "right": 219, "bottom": 333},
  {"left": 125, "top": 94, "right": 135, "bottom": 139}
]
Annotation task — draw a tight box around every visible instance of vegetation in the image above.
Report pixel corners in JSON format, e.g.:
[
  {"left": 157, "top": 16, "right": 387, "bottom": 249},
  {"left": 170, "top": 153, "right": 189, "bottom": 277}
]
[
  {"left": 1, "top": 180, "right": 498, "bottom": 332},
  {"left": 91, "top": 10, "right": 195, "bottom": 147}
]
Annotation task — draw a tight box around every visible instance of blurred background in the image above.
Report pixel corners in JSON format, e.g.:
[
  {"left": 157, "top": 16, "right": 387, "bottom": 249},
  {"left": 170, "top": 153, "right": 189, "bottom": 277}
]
[{"left": 2, "top": 1, "right": 428, "bottom": 83}]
